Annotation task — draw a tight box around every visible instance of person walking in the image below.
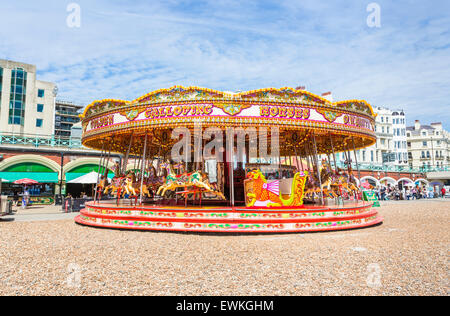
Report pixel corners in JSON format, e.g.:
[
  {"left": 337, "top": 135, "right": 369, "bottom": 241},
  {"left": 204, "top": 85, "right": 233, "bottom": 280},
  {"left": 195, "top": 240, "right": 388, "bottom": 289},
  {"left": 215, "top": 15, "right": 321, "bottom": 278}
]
[
  {"left": 405, "top": 187, "right": 411, "bottom": 200},
  {"left": 441, "top": 187, "right": 446, "bottom": 198},
  {"left": 13, "top": 190, "right": 19, "bottom": 206},
  {"left": 380, "top": 186, "right": 386, "bottom": 201}
]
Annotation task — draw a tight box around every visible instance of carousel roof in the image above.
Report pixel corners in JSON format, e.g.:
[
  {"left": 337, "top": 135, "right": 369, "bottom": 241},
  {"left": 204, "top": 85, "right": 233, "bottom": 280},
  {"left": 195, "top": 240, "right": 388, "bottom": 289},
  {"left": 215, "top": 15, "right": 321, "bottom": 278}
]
[
  {"left": 80, "top": 86, "right": 376, "bottom": 120},
  {"left": 79, "top": 86, "right": 377, "bottom": 156}
]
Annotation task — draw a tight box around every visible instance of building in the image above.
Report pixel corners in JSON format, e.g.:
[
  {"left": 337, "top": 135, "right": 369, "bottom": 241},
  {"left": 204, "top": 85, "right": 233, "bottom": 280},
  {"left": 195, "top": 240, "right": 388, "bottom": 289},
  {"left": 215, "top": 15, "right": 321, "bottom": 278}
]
[
  {"left": 407, "top": 121, "right": 450, "bottom": 171},
  {"left": 0, "top": 59, "right": 56, "bottom": 136},
  {"left": 55, "top": 100, "right": 83, "bottom": 138},
  {"left": 336, "top": 106, "right": 408, "bottom": 169}
]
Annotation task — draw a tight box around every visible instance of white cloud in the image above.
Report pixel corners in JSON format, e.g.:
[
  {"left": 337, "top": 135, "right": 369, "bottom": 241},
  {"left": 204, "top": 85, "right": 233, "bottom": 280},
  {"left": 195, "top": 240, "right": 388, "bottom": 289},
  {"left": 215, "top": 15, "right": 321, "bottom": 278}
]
[{"left": 0, "top": 0, "right": 449, "bottom": 128}]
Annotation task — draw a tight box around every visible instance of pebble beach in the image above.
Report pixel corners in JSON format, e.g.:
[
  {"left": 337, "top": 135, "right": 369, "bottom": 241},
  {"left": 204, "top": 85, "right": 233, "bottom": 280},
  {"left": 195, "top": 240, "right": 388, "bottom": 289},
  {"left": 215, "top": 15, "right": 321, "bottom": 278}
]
[{"left": 0, "top": 200, "right": 448, "bottom": 296}]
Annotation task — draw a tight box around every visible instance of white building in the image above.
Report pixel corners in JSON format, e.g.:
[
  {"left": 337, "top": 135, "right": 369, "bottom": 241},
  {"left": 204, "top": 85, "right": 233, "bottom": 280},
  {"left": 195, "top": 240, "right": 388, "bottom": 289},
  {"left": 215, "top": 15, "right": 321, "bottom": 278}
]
[
  {"left": 335, "top": 106, "right": 408, "bottom": 168},
  {"left": 0, "top": 59, "right": 56, "bottom": 136},
  {"left": 406, "top": 121, "right": 450, "bottom": 170}
]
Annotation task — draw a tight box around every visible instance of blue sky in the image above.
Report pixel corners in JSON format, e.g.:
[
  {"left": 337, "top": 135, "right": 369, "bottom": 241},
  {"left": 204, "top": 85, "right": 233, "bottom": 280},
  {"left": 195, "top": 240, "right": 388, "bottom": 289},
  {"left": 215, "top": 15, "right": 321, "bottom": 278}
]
[{"left": 0, "top": 0, "right": 449, "bottom": 129}]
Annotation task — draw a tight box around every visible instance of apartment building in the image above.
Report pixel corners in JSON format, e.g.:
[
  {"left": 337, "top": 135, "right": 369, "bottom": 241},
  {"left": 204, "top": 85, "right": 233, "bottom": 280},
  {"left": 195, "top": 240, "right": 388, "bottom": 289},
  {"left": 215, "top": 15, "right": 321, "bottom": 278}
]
[
  {"left": 336, "top": 106, "right": 408, "bottom": 168},
  {"left": 407, "top": 121, "right": 449, "bottom": 170},
  {"left": 0, "top": 59, "right": 56, "bottom": 136},
  {"left": 55, "top": 100, "right": 83, "bottom": 138}
]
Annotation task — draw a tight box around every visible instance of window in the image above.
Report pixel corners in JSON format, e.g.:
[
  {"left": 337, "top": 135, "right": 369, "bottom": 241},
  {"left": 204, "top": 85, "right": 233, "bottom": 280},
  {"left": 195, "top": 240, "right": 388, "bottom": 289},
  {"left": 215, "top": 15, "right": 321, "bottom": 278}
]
[
  {"left": 371, "top": 151, "right": 374, "bottom": 162},
  {"left": 8, "top": 68, "right": 27, "bottom": 125},
  {"left": 381, "top": 117, "right": 384, "bottom": 123},
  {"left": 0, "top": 67, "right": 3, "bottom": 104},
  {"left": 421, "top": 151, "right": 425, "bottom": 158},
  {"left": 427, "top": 151, "right": 430, "bottom": 158},
  {"left": 37, "top": 104, "right": 44, "bottom": 112},
  {"left": 38, "top": 89, "right": 45, "bottom": 98},
  {"left": 36, "top": 119, "right": 43, "bottom": 127},
  {"left": 423, "top": 141, "right": 427, "bottom": 147}
]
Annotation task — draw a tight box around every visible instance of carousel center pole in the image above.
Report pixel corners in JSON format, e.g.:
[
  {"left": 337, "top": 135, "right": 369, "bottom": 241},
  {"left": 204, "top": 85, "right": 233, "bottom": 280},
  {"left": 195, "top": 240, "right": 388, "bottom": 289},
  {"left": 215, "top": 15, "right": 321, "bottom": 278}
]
[
  {"left": 94, "top": 141, "right": 106, "bottom": 204},
  {"left": 329, "top": 134, "right": 338, "bottom": 171},
  {"left": 122, "top": 133, "right": 134, "bottom": 175},
  {"left": 139, "top": 132, "right": 148, "bottom": 205},
  {"left": 294, "top": 146, "right": 301, "bottom": 172},
  {"left": 312, "top": 133, "right": 325, "bottom": 206},
  {"left": 352, "top": 136, "right": 362, "bottom": 189}
]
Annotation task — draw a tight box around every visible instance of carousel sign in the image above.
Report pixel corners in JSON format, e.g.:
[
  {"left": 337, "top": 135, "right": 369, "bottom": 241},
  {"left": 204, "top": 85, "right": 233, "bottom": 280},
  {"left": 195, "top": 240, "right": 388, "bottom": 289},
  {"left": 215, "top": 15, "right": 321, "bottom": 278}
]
[{"left": 84, "top": 103, "right": 374, "bottom": 134}]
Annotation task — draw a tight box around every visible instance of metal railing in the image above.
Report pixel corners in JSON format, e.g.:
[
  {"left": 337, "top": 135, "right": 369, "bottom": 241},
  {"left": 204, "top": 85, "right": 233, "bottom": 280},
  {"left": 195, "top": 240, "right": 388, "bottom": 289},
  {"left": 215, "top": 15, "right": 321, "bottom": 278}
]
[
  {"left": 0, "top": 133, "right": 83, "bottom": 149},
  {"left": 334, "top": 161, "right": 449, "bottom": 173}
]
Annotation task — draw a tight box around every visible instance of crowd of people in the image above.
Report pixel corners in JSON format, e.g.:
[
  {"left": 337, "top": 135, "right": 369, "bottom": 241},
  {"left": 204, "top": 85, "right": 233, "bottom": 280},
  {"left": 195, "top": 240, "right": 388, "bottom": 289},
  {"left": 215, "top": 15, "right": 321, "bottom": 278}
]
[{"left": 374, "top": 185, "right": 447, "bottom": 201}]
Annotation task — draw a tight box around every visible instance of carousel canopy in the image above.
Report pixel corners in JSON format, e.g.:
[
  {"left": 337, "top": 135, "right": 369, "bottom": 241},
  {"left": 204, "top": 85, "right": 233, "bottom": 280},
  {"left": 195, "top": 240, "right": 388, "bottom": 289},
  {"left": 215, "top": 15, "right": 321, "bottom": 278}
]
[{"left": 80, "top": 86, "right": 377, "bottom": 157}]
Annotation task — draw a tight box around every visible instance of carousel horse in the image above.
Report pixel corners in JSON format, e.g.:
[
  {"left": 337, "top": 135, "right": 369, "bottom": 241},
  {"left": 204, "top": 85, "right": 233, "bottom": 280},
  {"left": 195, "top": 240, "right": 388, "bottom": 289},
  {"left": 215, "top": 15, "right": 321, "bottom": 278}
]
[
  {"left": 246, "top": 169, "right": 308, "bottom": 207},
  {"left": 319, "top": 159, "right": 339, "bottom": 199},
  {"left": 304, "top": 164, "right": 335, "bottom": 199},
  {"left": 96, "top": 172, "right": 109, "bottom": 200},
  {"left": 146, "top": 167, "right": 163, "bottom": 197},
  {"left": 330, "top": 167, "right": 359, "bottom": 198},
  {"left": 157, "top": 162, "right": 182, "bottom": 196},
  {"left": 104, "top": 175, "right": 126, "bottom": 198},
  {"left": 123, "top": 171, "right": 152, "bottom": 198},
  {"left": 157, "top": 162, "right": 225, "bottom": 199}
]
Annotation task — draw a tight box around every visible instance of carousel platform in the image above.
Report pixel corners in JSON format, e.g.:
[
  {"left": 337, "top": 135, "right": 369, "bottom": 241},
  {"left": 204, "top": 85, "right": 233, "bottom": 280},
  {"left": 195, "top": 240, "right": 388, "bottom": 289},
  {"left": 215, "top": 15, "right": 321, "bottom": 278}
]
[{"left": 75, "top": 201, "right": 383, "bottom": 233}]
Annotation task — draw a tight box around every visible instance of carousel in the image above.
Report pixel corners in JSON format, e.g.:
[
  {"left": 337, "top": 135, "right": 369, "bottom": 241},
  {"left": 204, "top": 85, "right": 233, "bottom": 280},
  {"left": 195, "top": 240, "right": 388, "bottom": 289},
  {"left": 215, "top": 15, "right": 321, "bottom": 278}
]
[{"left": 75, "top": 86, "right": 383, "bottom": 233}]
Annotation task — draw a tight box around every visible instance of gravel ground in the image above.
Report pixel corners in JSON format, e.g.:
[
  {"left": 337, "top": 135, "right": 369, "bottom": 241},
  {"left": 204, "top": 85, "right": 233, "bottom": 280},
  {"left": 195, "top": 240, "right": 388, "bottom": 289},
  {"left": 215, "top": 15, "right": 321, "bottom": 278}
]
[{"left": 0, "top": 200, "right": 448, "bottom": 296}]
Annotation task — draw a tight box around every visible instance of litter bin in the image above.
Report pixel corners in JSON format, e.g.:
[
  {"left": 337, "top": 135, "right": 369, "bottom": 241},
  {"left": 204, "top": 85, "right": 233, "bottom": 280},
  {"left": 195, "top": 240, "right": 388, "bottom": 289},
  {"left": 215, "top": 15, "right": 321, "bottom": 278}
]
[{"left": 0, "top": 195, "right": 9, "bottom": 216}]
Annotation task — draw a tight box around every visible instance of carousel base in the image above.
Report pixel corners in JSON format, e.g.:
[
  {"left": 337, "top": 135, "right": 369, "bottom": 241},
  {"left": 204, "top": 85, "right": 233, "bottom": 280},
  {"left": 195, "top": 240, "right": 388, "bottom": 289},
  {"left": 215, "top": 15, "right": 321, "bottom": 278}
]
[{"left": 74, "top": 200, "right": 383, "bottom": 233}]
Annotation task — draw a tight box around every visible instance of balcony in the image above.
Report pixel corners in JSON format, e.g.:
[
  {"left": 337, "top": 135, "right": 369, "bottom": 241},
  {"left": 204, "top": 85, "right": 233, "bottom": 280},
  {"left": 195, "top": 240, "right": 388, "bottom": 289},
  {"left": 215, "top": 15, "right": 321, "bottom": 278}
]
[
  {"left": 56, "top": 110, "right": 80, "bottom": 117},
  {"left": 0, "top": 133, "right": 83, "bottom": 149}
]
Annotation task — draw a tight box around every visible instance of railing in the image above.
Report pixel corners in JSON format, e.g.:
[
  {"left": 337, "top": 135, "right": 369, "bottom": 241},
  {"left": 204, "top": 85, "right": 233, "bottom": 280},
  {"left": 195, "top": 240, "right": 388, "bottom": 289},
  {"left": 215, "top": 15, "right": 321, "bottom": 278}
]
[
  {"left": 334, "top": 161, "right": 449, "bottom": 173},
  {"left": 56, "top": 110, "right": 81, "bottom": 116},
  {"left": 0, "top": 133, "right": 83, "bottom": 149}
]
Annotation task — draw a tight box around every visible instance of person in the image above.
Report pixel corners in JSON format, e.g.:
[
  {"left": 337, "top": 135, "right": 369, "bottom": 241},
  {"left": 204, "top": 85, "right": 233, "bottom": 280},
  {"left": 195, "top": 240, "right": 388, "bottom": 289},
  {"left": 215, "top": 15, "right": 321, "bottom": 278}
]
[
  {"left": 13, "top": 190, "right": 19, "bottom": 206},
  {"left": 380, "top": 186, "right": 386, "bottom": 201},
  {"left": 405, "top": 187, "right": 411, "bottom": 200},
  {"left": 22, "top": 187, "right": 30, "bottom": 209},
  {"left": 441, "top": 187, "right": 446, "bottom": 198}
]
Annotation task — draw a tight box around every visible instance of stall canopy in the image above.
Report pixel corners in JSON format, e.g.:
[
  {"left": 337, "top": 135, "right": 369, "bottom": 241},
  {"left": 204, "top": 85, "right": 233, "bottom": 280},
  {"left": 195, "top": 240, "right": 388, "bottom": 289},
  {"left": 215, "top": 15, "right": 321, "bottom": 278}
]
[
  {"left": 67, "top": 171, "right": 109, "bottom": 184},
  {"left": 0, "top": 172, "right": 59, "bottom": 183},
  {"left": 14, "top": 178, "right": 40, "bottom": 185}
]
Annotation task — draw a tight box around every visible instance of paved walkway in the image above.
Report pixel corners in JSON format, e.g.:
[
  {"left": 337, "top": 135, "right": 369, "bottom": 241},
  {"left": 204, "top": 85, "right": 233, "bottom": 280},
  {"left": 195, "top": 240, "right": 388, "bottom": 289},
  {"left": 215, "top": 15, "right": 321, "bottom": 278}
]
[{"left": 1, "top": 204, "right": 78, "bottom": 222}]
